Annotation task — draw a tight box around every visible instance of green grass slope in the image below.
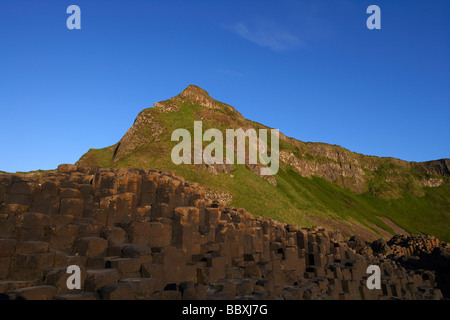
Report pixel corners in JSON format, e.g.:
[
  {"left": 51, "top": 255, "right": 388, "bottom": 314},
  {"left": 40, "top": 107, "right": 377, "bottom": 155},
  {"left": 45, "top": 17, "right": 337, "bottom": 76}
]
[{"left": 76, "top": 86, "right": 450, "bottom": 241}]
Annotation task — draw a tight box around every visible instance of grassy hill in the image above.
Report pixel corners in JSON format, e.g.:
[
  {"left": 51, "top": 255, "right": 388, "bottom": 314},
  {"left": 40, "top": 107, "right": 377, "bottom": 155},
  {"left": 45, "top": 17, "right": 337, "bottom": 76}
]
[{"left": 77, "top": 85, "right": 450, "bottom": 241}]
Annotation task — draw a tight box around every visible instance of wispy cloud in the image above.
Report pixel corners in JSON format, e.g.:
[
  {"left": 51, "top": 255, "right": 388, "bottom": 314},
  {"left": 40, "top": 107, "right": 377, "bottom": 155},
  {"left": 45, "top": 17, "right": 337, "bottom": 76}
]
[
  {"left": 217, "top": 68, "right": 244, "bottom": 77},
  {"left": 228, "top": 21, "right": 305, "bottom": 52}
]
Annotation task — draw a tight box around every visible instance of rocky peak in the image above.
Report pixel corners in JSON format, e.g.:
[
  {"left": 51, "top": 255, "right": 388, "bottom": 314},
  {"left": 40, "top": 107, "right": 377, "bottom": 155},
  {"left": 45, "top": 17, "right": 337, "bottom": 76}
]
[
  {"left": 152, "top": 85, "right": 217, "bottom": 112},
  {"left": 179, "top": 85, "right": 212, "bottom": 100},
  {"left": 173, "top": 84, "right": 217, "bottom": 109}
]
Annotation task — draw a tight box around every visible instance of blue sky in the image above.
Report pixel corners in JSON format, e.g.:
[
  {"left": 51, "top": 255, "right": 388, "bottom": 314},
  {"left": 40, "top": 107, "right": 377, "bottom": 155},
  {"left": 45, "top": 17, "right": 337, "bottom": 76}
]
[{"left": 0, "top": 0, "right": 449, "bottom": 172}]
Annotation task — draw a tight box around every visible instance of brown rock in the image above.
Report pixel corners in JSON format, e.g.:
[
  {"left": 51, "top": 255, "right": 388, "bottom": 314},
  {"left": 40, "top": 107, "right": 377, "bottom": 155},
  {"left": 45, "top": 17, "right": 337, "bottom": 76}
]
[
  {"left": 100, "top": 227, "right": 128, "bottom": 245},
  {"left": 84, "top": 269, "right": 120, "bottom": 292},
  {"left": 0, "top": 258, "right": 11, "bottom": 280},
  {"left": 54, "top": 292, "right": 98, "bottom": 300},
  {"left": 107, "top": 258, "right": 141, "bottom": 275},
  {"left": 13, "top": 285, "right": 57, "bottom": 300},
  {"left": 72, "top": 237, "right": 108, "bottom": 258},
  {"left": 0, "top": 239, "right": 16, "bottom": 258},
  {"left": 119, "top": 278, "right": 156, "bottom": 299},
  {"left": 57, "top": 164, "right": 78, "bottom": 173},
  {"left": 16, "top": 212, "right": 50, "bottom": 241},
  {"left": 45, "top": 224, "right": 79, "bottom": 252},
  {"left": 59, "top": 198, "right": 84, "bottom": 217},
  {"left": 15, "top": 241, "right": 49, "bottom": 254},
  {"left": 98, "top": 282, "right": 135, "bottom": 300},
  {"left": 9, "top": 252, "right": 54, "bottom": 280}
]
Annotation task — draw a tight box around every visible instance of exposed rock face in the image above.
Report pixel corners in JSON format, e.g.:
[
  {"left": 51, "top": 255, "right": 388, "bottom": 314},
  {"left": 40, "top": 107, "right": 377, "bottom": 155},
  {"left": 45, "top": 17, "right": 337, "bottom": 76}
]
[
  {"left": 0, "top": 166, "right": 446, "bottom": 300},
  {"left": 280, "top": 145, "right": 450, "bottom": 194},
  {"left": 418, "top": 159, "right": 450, "bottom": 177},
  {"left": 279, "top": 150, "right": 367, "bottom": 192},
  {"left": 113, "top": 111, "right": 164, "bottom": 162},
  {"left": 178, "top": 85, "right": 217, "bottom": 110}
]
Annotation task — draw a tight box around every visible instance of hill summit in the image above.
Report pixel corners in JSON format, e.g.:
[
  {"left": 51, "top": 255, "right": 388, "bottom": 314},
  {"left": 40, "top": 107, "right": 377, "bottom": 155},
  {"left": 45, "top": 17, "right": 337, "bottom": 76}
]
[
  {"left": 77, "top": 85, "right": 450, "bottom": 241},
  {"left": 179, "top": 84, "right": 217, "bottom": 106}
]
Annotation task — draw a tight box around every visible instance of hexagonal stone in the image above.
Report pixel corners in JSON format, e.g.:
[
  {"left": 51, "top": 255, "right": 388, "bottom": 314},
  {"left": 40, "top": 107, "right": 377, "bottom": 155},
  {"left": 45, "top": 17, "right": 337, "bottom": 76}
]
[
  {"left": 84, "top": 269, "right": 120, "bottom": 292},
  {"left": 72, "top": 237, "right": 108, "bottom": 258}
]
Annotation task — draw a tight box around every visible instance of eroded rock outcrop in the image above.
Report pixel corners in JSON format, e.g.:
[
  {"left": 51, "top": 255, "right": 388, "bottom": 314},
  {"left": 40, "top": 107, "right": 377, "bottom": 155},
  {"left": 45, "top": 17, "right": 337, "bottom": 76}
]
[{"left": 0, "top": 166, "right": 446, "bottom": 300}]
